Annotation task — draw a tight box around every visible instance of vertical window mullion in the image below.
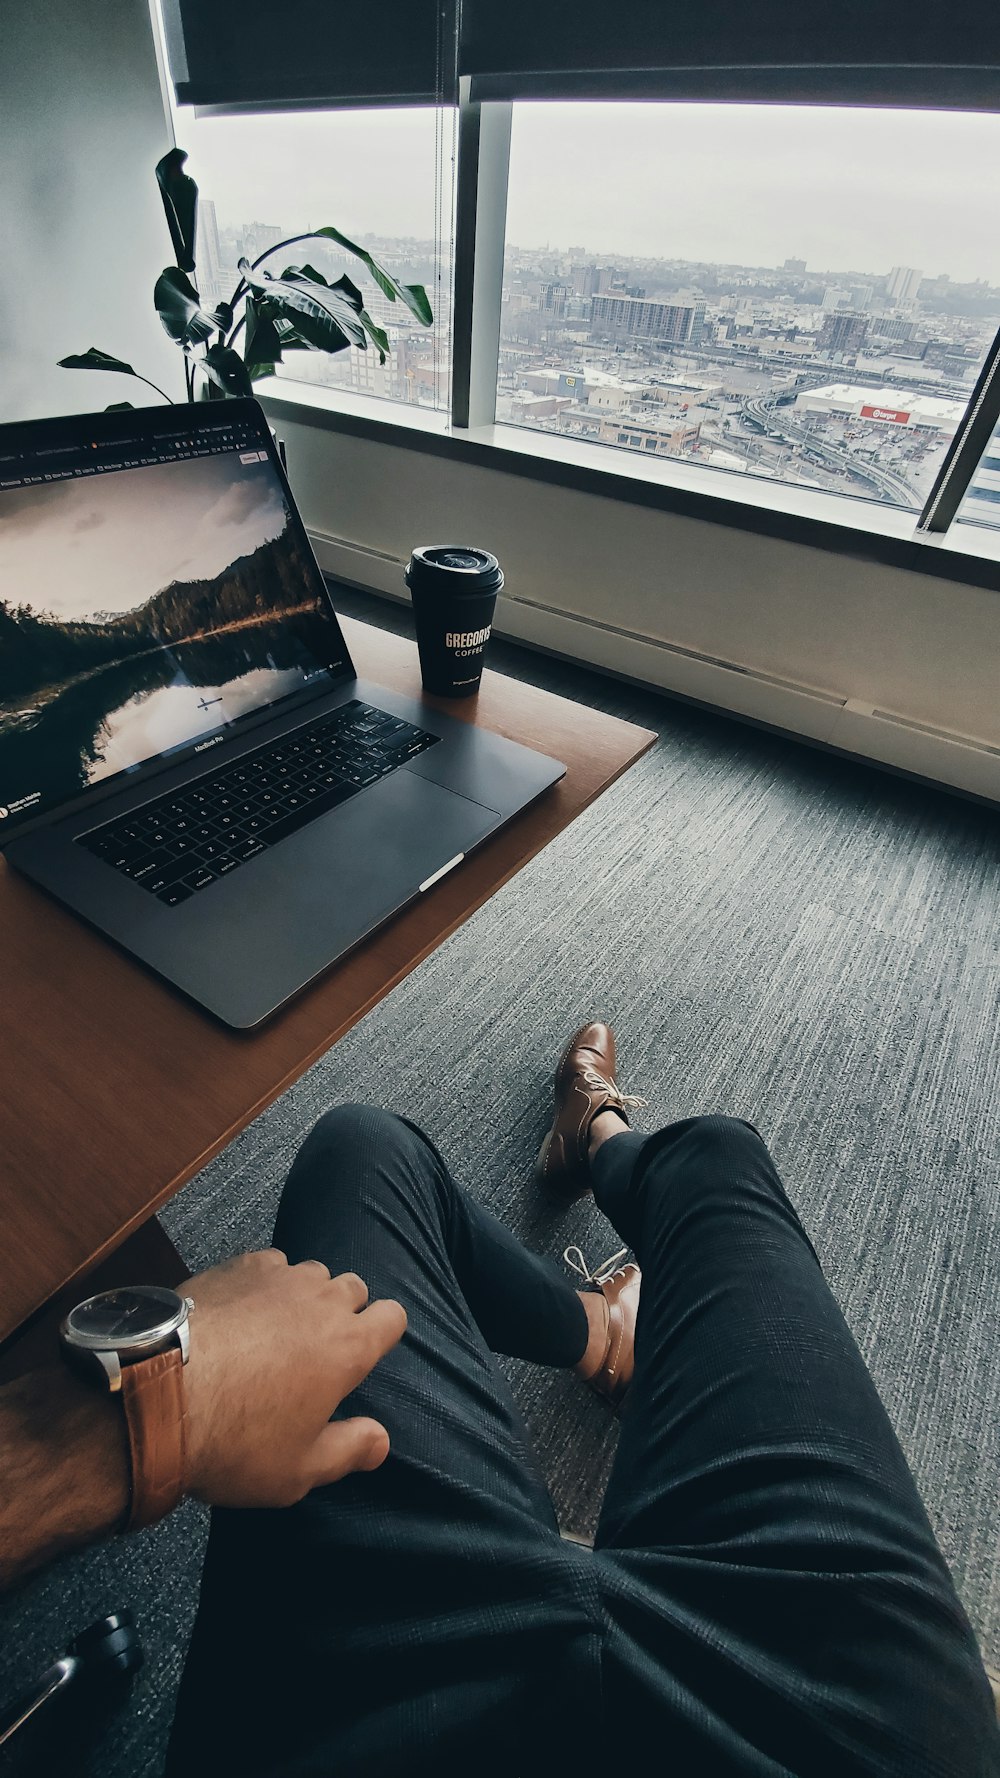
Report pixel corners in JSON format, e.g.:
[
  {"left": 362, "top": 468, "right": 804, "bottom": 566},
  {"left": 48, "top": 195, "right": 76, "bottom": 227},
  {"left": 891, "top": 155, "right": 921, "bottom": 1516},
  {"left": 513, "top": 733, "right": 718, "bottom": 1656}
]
[
  {"left": 916, "top": 317, "right": 1000, "bottom": 533},
  {"left": 451, "top": 81, "right": 511, "bottom": 428}
]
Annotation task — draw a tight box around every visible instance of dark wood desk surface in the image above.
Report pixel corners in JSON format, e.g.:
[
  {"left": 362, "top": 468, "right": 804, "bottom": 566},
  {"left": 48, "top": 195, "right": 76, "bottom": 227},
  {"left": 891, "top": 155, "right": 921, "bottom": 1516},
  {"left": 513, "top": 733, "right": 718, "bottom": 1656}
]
[{"left": 0, "top": 616, "right": 656, "bottom": 1342}]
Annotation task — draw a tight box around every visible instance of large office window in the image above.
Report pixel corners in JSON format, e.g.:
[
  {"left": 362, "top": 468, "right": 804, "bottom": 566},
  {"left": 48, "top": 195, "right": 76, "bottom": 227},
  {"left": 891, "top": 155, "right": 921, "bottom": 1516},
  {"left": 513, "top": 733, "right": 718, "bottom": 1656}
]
[
  {"left": 497, "top": 103, "right": 1000, "bottom": 512},
  {"left": 162, "top": 101, "right": 456, "bottom": 410},
  {"left": 955, "top": 422, "right": 1000, "bottom": 531}
]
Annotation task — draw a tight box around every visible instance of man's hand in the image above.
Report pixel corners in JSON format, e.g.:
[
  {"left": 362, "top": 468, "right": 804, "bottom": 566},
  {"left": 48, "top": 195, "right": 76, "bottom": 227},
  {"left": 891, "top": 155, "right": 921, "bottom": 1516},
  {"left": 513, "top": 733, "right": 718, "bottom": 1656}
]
[{"left": 182, "top": 1250, "right": 407, "bottom": 1508}]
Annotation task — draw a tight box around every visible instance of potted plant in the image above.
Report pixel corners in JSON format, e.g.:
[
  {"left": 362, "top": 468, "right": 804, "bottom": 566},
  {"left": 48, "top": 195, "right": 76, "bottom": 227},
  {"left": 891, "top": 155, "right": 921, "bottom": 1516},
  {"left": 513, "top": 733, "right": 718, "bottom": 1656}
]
[{"left": 58, "top": 149, "right": 433, "bottom": 407}]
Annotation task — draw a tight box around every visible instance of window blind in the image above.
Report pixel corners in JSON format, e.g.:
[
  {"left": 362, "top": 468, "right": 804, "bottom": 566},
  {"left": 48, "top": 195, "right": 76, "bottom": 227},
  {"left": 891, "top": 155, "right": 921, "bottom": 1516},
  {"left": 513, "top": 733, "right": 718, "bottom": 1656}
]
[
  {"left": 159, "top": 0, "right": 459, "bottom": 112},
  {"left": 459, "top": 0, "right": 1000, "bottom": 110}
]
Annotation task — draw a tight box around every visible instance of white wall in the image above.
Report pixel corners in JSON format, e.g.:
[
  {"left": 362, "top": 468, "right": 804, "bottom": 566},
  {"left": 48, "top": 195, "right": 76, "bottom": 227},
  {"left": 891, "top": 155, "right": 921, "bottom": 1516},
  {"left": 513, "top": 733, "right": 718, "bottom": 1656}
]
[
  {"left": 269, "top": 412, "right": 1000, "bottom": 799},
  {"left": 0, "top": 0, "right": 178, "bottom": 423}
]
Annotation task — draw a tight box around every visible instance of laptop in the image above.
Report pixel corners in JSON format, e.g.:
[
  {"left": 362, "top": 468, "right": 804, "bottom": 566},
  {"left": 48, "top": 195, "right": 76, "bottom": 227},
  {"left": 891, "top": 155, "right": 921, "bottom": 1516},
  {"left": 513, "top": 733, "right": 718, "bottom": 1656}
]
[{"left": 0, "top": 399, "right": 565, "bottom": 1028}]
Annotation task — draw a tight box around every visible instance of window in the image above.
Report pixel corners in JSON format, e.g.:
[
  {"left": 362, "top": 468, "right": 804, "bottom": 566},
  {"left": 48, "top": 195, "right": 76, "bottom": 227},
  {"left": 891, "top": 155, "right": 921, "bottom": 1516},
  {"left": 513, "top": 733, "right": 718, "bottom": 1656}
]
[
  {"left": 955, "top": 422, "right": 1000, "bottom": 529},
  {"left": 162, "top": 100, "right": 455, "bottom": 411},
  {"left": 497, "top": 102, "right": 1000, "bottom": 513}
]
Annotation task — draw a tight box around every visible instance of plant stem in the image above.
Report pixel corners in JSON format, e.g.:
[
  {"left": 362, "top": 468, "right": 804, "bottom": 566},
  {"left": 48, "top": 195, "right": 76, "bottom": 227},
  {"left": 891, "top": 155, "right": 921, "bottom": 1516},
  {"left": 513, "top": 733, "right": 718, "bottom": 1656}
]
[
  {"left": 224, "top": 231, "right": 335, "bottom": 315},
  {"left": 224, "top": 314, "right": 247, "bottom": 352},
  {"left": 132, "top": 372, "right": 175, "bottom": 404}
]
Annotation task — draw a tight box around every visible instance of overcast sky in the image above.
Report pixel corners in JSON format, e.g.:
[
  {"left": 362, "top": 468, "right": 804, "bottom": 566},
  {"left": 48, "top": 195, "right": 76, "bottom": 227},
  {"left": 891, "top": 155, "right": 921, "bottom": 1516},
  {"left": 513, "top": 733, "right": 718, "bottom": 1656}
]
[
  {"left": 0, "top": 456, "right": 287, "bottom": 622},
  {"left": 176, "top": 100, "right": 1000, "bottom": 285}
]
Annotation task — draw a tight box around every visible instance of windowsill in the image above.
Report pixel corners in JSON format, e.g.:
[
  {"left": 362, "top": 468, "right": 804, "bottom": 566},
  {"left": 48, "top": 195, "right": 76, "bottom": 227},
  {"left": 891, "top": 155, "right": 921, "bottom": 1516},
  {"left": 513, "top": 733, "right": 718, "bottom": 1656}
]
[{"left": 257, "top": 375, "right": 1000, "bottom": 592}]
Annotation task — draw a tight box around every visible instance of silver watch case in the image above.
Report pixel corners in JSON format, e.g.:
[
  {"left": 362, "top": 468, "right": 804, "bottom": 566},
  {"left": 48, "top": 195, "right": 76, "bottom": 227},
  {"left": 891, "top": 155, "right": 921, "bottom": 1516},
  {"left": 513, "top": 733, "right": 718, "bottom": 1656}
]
[{"left": 60, "top": 1286, "right": 195, "bottom": 1392}]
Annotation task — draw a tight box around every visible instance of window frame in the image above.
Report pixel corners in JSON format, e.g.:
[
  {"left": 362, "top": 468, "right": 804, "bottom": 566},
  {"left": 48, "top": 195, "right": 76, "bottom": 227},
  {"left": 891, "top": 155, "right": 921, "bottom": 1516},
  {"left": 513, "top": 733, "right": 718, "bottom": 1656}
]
[
  {"left": 447, "top": 90, "right": 1000, "bottom": 546},
  {"left": 160, "top": 67, "right": 1000, "bottom": 562}
]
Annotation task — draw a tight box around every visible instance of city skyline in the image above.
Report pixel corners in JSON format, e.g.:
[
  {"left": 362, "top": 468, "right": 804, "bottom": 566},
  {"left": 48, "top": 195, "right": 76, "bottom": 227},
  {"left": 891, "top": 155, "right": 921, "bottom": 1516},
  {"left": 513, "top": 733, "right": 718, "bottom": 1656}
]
[{"left": 176, "top": 99, "right": 1000, "bottom": 289}]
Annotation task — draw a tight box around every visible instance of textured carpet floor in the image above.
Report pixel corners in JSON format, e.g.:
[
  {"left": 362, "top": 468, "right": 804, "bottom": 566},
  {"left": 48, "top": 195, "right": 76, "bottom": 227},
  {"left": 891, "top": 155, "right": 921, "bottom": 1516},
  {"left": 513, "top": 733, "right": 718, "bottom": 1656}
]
[{"left": 2, "top": 589, "right": 998, "bottom": 1776}]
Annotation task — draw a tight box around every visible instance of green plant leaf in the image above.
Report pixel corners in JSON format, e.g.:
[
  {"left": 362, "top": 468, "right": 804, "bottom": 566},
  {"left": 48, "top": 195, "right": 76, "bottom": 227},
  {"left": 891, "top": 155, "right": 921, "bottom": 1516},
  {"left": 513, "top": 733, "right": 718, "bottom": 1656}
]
[
  {"left": 156, "top": 148, "right": 198, "bottom": 274},
  {"left": 238, "top": 257, "right": 365, "bottom": 355},
  {"left": 57, "top": 347, "right": 138, "bottom": 376},
  {"left": 154, "top": 267, "right": 228, "bottom": 348},
  {"left": 359, "top": 309, "right": 389, "bottom": 364},
  {"left": 312, "top": 226, "right": 433, "bottom": 326},
  {"left": 201, "top": 344, "right": 254, "bottom": 398},
  {"left": 104, "top": 400, "right": 136, "bottom": 410},
  {"left": 244, "top": 295, "right": 284, "bottom": 380}
]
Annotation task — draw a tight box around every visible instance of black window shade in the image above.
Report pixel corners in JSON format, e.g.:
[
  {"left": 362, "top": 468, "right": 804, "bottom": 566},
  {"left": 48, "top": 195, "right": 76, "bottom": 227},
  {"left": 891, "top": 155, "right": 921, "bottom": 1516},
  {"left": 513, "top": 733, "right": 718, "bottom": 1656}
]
[
  {"left": 160, "top": 0, "right": 459, "bottom": 111},
  {"left": 161, "top": 0, "right": 1000, "bottom": 114},
  {"left": 459, "top": 0, "right": 1000, "bottom": 110}
]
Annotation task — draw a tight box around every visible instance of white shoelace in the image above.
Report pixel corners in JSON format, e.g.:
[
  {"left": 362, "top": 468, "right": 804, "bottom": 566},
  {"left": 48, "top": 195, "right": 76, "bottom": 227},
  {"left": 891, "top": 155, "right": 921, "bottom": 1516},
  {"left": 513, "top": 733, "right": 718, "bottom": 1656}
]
[
  {"left": 563, "top": 1244, "right": 630, "bottom": 1286},
  {"left": 579, "top": 1067, "right": 648, "bottom": 1113}
]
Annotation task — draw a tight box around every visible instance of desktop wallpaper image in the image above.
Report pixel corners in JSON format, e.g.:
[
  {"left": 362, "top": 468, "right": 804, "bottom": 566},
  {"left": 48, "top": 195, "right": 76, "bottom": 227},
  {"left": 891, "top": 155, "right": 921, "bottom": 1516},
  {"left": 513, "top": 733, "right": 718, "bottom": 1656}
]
[{"left": 0, "top": 453, "right": 337, "bottom": 821}]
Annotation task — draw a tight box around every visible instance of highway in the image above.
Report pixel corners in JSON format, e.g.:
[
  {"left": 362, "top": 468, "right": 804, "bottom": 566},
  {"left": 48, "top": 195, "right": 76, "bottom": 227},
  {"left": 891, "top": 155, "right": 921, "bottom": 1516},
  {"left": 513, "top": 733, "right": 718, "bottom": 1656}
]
[{"left": 739, "top": 395, "right": 923, "bottom": 505}]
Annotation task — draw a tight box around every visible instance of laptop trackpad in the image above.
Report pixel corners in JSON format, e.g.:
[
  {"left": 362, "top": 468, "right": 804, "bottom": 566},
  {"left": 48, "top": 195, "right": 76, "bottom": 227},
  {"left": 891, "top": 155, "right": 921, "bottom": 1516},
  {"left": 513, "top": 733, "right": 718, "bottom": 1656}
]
[{"left": 159, "top": 769, "right": 502, "bottom": 1027}]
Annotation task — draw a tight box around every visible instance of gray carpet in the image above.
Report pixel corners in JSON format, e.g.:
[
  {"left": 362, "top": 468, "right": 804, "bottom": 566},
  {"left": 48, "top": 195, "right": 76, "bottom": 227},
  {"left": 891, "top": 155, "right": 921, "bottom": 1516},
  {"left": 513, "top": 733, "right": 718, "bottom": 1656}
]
[{"left": 3, "top": 587, "right": 999, "bottom": 1776}]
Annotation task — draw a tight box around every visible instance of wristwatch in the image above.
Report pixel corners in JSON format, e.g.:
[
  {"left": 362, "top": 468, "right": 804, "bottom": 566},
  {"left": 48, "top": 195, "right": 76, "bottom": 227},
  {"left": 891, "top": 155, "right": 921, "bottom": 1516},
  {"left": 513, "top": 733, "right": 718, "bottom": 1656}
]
[{"left": 59, "top": 1285, "right": 195, "bottom": 1532}]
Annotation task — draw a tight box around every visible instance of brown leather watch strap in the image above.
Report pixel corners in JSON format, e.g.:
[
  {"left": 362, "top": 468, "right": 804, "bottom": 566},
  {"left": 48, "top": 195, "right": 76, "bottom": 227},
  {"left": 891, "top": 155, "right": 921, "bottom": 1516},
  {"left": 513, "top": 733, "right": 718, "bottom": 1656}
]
[{"left": 120, "top": 1347, "right": 188, "bottom": 1531}]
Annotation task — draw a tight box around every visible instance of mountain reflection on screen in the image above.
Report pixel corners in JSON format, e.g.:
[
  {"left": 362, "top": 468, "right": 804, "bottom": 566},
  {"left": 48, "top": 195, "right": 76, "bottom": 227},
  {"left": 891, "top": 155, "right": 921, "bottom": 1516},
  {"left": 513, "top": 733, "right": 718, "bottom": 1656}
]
[{"left": 0, "top": 460, "right": 341, "bottom": 823}]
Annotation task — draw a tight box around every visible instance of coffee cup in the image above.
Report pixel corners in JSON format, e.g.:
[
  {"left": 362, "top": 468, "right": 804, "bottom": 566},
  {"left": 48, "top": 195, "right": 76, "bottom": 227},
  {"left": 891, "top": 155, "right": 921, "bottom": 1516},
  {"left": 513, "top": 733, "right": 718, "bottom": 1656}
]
[{"left": 404, "top": 546, "right": 504, "bottom": 698}]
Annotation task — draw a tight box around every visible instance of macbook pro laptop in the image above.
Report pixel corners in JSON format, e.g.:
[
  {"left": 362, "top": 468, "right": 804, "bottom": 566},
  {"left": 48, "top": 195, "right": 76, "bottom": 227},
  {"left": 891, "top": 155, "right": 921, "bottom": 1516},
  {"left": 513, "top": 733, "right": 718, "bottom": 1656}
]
[{"left": 0, "top": 399, "right": 565, "bottom": 1027}]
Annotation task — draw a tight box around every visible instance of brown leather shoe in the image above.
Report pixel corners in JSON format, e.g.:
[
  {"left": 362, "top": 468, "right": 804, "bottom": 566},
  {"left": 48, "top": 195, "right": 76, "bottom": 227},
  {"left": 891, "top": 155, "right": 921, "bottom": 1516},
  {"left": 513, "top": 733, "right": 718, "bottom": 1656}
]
[
  {"left": 565, "top": 1245, "right": 641, "bottom": 1409},
  {"left": 534, "top": 1020, "right": 646, "bottom": 1202}
]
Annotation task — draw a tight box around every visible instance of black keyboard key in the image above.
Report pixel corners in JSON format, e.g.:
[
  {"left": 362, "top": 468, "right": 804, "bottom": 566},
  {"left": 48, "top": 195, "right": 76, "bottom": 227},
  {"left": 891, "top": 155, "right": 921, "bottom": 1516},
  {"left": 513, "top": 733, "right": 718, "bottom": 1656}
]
[
  {"left": 184, "top": 866, "right": 218, "bottom": 892},
  {"left": 157, "top": 882, "right": 193, "bottom": 907},
  {"left": 231, "top": 836, "right": 268, "bottom": 861},
  {"left": 215, "top": 854, "right": 240, "bottom": 875},
  {"left": 146, "top": 854, "right": 196, "bottom": 895},
  {"left": 125, "top": 847, "right": 175, "bottom": 884}
]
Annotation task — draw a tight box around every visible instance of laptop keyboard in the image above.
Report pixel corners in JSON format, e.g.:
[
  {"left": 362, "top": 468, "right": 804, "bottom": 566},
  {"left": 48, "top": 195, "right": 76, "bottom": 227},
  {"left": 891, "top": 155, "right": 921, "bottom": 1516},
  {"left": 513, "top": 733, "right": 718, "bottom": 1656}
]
[{"left": 77, "top": 700, "right": 441, "bottom": 908}]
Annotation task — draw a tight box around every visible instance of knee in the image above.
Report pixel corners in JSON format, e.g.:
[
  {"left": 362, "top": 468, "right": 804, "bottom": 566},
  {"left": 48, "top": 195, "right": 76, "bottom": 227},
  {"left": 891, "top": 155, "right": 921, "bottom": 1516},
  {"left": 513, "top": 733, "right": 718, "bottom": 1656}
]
[
  {"left": 688, "top": 1113, "right": 764, "bottom": 1151},
  {"left": 311, "top": 1101, "right": 399, "bottom": 1147},
  {"left": 637, "top": 1114, "right": 768, "bottom": 1198},
  {"left": 277, "top": 1103, "right": 412, "bottom": 1228},
  {"left": 293, "top": 1101, "right": 409, "bottom": 1178}
]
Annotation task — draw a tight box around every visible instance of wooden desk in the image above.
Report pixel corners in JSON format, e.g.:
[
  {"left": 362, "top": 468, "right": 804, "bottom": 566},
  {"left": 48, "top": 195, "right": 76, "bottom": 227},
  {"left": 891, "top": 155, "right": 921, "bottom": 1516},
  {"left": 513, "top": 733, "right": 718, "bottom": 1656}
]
[{"left": 0, "top": 616, "right": 656, "bottom": 1345}]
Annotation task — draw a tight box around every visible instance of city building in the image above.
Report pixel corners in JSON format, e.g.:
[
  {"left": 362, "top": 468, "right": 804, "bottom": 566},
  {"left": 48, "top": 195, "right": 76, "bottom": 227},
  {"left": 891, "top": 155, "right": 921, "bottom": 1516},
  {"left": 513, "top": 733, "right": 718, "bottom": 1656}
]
[
  {"left": 794, "top": 383, "right": 965, "bottom": 433},
  {"left": 783, "top": 257, "right": 807, "bottom": 274},
  {"left": 593, "top": 410, "right": 702, "bottom": 454},
  {"left": 818, "top": 311, "right": 869, "bottom": 354},
  {"left": 240, "top": 221, "right": 284, "bottom": 261},
  {"left": 589, "top": 294, "right": 705, "bottom": 346},
  {"left": 886, "top": 265, "right": 924, "bottom": 304},
  {"left": 869, "top": 315, "right": 918, "bottom": 344}
]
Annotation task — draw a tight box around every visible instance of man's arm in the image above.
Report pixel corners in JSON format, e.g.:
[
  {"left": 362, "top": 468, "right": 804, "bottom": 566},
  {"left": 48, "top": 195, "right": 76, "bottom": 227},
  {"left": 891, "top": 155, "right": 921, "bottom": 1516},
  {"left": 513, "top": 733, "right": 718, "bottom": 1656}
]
[
  {"left": 0, "top": 1250, "right": 407, "bottom": 1592},
  {"left": 0, "top": 1365, "right": 130, "bottom": 1588}
]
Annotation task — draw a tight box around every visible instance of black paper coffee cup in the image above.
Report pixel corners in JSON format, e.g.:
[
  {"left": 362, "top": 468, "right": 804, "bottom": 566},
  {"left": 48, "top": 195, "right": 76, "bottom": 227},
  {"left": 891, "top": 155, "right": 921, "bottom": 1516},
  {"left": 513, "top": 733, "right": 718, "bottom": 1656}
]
[{"left": 404, "top": 546, "right": 504, "bottom": 697}]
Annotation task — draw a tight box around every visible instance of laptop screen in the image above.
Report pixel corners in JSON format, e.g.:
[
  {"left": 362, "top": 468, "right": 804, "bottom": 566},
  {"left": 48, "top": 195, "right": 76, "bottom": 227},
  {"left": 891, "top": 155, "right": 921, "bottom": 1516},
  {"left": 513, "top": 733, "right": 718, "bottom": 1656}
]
[{"left": 0, "top": 405, "right": 351, "bottom": 833}]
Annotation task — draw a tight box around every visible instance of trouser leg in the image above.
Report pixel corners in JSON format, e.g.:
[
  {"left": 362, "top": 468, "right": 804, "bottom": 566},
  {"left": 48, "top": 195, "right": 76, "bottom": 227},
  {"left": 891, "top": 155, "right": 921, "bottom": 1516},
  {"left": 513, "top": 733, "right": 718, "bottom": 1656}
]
[
  {"left": 585, "top": 1115, "right": 998, "bottom": 1775},
  {"left": 167, "top": 1104, "right": 597, "bottom": 1778}
]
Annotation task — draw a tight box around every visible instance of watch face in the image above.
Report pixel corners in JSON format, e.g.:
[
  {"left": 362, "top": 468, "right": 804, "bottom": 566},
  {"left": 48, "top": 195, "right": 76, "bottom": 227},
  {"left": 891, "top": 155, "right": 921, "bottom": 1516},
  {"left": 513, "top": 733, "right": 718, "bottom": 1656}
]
[{"left": 65, "top": 1285, "right": 184, "bottom": 1349}]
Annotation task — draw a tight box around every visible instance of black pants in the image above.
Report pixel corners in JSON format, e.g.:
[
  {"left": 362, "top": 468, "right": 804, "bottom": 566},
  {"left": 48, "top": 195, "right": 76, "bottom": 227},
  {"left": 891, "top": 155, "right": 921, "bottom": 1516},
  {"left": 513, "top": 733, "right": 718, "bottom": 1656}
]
[{"left": 167, "top": 1108, "right": 998, "bottom": 1777}]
